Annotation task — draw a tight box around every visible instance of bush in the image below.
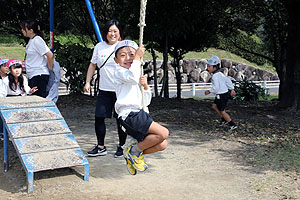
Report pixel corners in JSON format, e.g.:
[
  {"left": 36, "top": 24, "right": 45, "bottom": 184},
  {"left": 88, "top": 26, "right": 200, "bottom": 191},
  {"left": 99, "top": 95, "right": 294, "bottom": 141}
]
[
  {"left": 55, "top": 42, "right": 93, "bottom": 94},
  {"left": 234, "top": 79, "right": 268, "bottom": 101}
]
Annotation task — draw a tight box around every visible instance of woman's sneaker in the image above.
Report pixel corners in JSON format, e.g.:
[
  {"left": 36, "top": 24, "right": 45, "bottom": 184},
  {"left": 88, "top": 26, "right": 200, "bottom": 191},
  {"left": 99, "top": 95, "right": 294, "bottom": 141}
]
[
  {"left": 114, "top": 145, "right": 124, "bottom": 158},
  {"left": 87, "top": 145, "right": 107, "bottom": 157}
]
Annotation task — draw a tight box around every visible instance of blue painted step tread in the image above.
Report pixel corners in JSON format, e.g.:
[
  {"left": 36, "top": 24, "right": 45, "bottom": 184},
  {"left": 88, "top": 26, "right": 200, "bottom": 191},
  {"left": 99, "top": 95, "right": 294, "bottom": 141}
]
[
  {"left": 1, "top": 107, "right": 63, "bottom": 124},
  {"left": 15, "top": 133, "right": 79, "bottom": 154},
  {"left": 0, "top": 96, "right": 54, "bottom": 110},
  {"left": 21, "top": 148, "right": 88, "bottom": 172},
  {"left": 7, "top": 120, "right": 71, "bottom": 139}
]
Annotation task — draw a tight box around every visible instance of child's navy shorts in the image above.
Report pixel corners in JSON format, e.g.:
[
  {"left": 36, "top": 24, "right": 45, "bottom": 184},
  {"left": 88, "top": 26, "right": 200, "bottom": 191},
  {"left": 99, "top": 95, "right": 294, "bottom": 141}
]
[
  {"left": 95, "top": 90, "right": 117, "bottom": 118},
  {"left": 214, "top": 91, "right": 230, "bottom": 111},
  {"left": 119, "top": 109, "right": 153, "bottom": 142}
]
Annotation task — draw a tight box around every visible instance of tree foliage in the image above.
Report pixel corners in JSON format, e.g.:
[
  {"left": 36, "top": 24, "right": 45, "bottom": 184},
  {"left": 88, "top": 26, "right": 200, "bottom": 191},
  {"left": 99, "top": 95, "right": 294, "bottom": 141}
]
[
  {"left": 55, "top": 42, "right": 92, "bottom": 94},
  {"left": 234, "top": 79, "right": 267, "bottom": 102},
  {"left": 1, "top": 0, "right": 300, "bottom": 109}
]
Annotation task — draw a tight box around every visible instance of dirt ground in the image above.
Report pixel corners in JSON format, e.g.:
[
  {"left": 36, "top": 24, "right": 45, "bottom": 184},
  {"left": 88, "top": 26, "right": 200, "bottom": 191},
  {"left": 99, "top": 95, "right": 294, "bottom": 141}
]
[{"left": 0, "top": 95, "right": 300, "bottom": 200}]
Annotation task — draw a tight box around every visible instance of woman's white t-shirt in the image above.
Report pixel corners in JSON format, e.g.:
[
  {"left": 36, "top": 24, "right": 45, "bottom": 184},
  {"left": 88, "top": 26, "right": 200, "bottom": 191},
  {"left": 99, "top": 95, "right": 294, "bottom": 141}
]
[
  {"left": 90, "top": 41, "right": 119, "bottom": 92},
  {"left": 25, "top": 36, "right": 50, "bottom": 79}
]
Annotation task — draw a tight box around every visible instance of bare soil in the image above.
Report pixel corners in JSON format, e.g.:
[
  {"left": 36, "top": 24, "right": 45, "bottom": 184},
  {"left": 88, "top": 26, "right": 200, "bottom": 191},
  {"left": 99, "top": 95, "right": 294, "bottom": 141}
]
[{"left": 0, "top": 95, "right": 299, "bottom": 200}]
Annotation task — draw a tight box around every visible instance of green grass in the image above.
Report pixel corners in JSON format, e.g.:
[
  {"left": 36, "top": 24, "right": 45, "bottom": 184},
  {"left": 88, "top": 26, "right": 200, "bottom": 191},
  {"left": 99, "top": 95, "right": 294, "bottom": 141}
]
[{"left": 0, "top": 44, "right": 25, "bottom": 60}]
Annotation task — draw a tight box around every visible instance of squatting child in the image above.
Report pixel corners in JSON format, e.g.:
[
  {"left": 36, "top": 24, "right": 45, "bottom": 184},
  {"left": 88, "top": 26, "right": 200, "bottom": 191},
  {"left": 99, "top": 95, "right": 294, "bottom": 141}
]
[
  {"left": 113, "top": 40, "right": 169, "bottom": 175},
  {"left": 204, "top": 56, "right": 237, "bottom": 131},
  {"left": 0, "top": 59, "right": 38, "bottom": 97}
]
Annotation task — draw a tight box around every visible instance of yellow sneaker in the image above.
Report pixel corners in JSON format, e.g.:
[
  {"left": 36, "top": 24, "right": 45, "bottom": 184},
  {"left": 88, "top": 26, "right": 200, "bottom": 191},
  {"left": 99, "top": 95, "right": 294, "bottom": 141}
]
[
  {"left": 126, "top": 146, "right": 148, "bottom": 172},
  {"left": 124, "top": 157, "right": 137, "bottom": 175}
]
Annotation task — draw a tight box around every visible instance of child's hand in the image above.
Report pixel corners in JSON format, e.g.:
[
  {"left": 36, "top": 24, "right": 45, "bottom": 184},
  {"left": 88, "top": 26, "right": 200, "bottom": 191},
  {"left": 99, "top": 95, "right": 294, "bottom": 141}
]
[
  {"left": 30, "top": 86, "right": 38, "bottom": 94},
  {"left": 230, "top": 90, "right": 236, "bottom": 96},
  {"left": 135, "top": 44, "right": 145, "bottom": 61},
  {"left": 139, "top": 75, "right": 148, "bottom": 90},
  {"left": 205, "top": 90, "right": 210, "bottom": 95}
]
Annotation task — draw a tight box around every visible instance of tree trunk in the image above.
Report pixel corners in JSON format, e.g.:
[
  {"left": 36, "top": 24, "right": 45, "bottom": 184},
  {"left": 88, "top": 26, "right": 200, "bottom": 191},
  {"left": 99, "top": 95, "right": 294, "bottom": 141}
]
[
  {"left": 175, "top": 60, "right": 182, "bottom": 99},
  {"left": 150, "top": 45, "right": 158, "bottom": 97},
  {"left": 171, "top": 50, "right": 183, "bottom": 99},
  {"left": 280, "top": 0, "right": 300, "bottom": 110},
  {"left": 163, "top": 33, "right": 169, "bottom": 98}
]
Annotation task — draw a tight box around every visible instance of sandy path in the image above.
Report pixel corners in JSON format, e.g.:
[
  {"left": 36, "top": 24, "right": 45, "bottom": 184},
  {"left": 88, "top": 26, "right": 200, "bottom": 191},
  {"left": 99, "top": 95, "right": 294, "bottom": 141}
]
[
  {"left": 0, "top": 96, "right": 298, "bottom": 199},
  {"left": 0, "top": 117, "right": 259, "bottom": 200}
]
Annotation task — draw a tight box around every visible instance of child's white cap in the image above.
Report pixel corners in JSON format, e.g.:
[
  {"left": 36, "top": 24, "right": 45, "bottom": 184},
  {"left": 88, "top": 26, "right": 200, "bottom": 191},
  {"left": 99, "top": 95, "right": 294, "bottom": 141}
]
[
  {"left": 207, "top": 56, "right": 220, "bottom": 66},
  {"left": 114, "top": 40, "right": 138, "bottom": 54}
]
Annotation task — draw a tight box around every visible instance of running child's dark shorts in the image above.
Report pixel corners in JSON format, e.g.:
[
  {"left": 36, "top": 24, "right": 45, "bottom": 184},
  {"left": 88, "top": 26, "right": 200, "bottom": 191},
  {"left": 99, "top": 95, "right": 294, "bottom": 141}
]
[
  {"left": 214, "top": 91, "right": 230, "bottom": 111},
  {"left": 119, "top": 109, "right": 153, "bottom": 142}
]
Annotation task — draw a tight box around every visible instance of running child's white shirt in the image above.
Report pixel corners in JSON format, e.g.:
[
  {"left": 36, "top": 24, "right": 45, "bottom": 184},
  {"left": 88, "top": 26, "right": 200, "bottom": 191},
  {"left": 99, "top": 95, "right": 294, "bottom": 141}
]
[
  {"left": 1, "top": 76, "right": 31, "bottom": 96},
  {"left": 91, "top": 41, "right": 119, "bottom": 92},
  {"left": 209, "top": 71, "right": 234, "bottom": 94},
  {"left": 113, "top": 60, "right": 152, "bottom": 119},
  {"left": 25, "top": 36, "right": 50, "bottom": 79}
]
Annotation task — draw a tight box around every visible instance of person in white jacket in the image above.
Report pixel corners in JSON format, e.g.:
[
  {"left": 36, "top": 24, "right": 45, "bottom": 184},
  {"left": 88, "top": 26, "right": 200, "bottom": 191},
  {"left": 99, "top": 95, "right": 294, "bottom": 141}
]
[
  {"left": 205, "top": 56, "right": 237, "bottom": 131},
  {"left": 113, "top": 40, "right": 169, "bottom": 175}
]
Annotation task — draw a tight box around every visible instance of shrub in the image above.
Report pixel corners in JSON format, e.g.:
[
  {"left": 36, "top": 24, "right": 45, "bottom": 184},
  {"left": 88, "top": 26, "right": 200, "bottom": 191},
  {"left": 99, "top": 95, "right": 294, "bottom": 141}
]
[
  {"left": 55, "top": 42, "right": 93, "bottom": 94},
  {"left": 234, "top": 79, "right": 268, "bottom": 101}
]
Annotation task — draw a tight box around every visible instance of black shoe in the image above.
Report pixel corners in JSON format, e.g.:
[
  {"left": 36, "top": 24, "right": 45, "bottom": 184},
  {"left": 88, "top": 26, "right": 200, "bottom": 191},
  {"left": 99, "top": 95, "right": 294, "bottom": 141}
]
[
  {"left": 87, "top": 145, "right": 107, "bottom": 157},
  {"left": 114, "top": 145, "right": 123, "bottom": 158},
  {"left": 219, "top": 121, "right": 228, "bottom": 127},
  {"left": 228, "top": 125, "right": 237, "bottom": 131}
]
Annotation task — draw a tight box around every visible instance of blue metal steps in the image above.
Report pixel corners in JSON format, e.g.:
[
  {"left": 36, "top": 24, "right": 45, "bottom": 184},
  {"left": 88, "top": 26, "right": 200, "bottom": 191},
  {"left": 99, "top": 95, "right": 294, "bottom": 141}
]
[{"left": 0, "top": 96, "right": 89, "bottom": 192}]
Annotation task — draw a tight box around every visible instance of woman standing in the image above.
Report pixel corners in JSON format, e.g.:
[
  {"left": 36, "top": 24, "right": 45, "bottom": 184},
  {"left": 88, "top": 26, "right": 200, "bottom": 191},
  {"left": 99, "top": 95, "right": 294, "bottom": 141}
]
[
  {"left": 84, "top": 19, "right": 127, "bottom": 158},
  {"left": 20, "top": 19, "right": 53, "bottom": 98}
]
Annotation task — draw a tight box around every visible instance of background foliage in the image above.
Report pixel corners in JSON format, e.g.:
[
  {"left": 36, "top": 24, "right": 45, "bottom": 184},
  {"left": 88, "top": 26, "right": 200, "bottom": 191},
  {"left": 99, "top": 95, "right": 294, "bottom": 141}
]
[{"left": 234, "top": 79, "right": 268, "bottom": 102}]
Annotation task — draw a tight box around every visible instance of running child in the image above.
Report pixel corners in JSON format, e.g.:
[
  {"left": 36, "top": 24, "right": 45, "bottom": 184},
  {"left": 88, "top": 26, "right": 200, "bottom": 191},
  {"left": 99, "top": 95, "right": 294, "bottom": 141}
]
[
  {"left": 204, "top": 56, "right": 237, "bottom": 131},
  {"left": 113, "top": 40, "right": 169, "bottom": 175},
  {"left": 1, "top": 59, "right": 38, "bottom": 96}
]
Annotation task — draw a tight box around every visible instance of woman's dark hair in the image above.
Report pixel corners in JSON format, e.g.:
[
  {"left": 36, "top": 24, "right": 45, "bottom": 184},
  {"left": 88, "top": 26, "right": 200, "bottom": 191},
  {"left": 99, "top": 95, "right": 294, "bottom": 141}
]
[
  {"left": 102, "top": 19, "right": 123, "bottom": 43},
  {"left": 8, "top": 64, "right": 25, "bottom": 92},
  {"left": 20, "top": 19, "right": 44, "bottom": 38}
]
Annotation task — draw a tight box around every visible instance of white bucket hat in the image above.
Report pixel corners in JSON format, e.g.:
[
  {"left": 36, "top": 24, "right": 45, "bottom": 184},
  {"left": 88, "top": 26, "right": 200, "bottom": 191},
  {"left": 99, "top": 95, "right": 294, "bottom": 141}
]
[
  {"left": 207, "top": 56, "right": 220, "bottom": 66},
  {"left": 114, "top": 40, "right": 138, "bottom": 54}
]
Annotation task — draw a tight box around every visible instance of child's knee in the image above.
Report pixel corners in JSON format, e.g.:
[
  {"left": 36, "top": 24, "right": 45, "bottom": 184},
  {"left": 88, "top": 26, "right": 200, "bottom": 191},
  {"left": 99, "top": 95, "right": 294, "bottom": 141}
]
[
  {"left": 212, "top": 104, "right": 217, "bottom": 110},
  {"left": 158, "top": 140, "right": 168, "bottom": 151},
  {"left": 161, "top": 127, "right": 169, "bottom": 140},
  {"left": 220, "top": 110, "right": 226, "bottom": 115}
]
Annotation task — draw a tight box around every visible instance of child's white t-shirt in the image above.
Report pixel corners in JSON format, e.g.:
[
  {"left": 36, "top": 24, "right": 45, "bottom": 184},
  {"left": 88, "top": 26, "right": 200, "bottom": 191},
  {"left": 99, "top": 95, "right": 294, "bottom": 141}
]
[
  {"left": 90, "top": 41, "right": 119, "bottom": 92},
  {"left": 113, "top": 60, "right": 152, "bottom": 119},
  {"left": 2, "top": 76, "right": 31, "bottom": 96},
  {"left": 210, "top": 71, "right": 234, "bottom": 94},
  {"left": 25, "top": 36, "right": 50, "bottom": 79}
]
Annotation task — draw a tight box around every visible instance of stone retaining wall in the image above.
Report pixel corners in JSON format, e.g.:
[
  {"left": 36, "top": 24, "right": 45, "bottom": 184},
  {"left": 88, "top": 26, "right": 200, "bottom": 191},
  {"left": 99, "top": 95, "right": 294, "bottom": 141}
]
[{"left": 144, "top": 59, "right": 279, "bottom": 84}]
